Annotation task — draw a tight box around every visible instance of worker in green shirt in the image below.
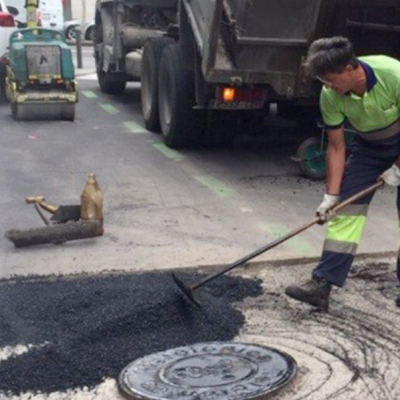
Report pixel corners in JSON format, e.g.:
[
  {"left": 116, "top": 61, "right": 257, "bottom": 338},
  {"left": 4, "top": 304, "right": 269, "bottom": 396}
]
[{"left": 285, "top": 36, "right": 400, "bottom": 311}]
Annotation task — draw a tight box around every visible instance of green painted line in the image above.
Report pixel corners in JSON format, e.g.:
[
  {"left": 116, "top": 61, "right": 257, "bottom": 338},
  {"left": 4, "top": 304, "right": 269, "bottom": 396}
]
[
  {"left": 153, "top": 143, "right": 183, "bottom": 161},
  {"left": 195, "top": 175, "right": 237, "bottom": 199},
  {"left": 81, "top": 90, "right": 97, "bottom": 99},
  {"left": 259, "top": 222, "right": 316, "bottom": 257},
  {"left": 123, "top": 121, "right": 146, "bottom": 134},
  {"left": 100, "top": 103, "right": 119, "bottom": 114}
]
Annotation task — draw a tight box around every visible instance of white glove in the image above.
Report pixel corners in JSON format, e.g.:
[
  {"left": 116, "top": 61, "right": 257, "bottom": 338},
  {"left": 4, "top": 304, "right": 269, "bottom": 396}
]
[
  {"left": 316, "top": 194, "right": 340, "bottom": 223},
  {"left": 380, "top": 164, "right": 400, "bottom": 186}
]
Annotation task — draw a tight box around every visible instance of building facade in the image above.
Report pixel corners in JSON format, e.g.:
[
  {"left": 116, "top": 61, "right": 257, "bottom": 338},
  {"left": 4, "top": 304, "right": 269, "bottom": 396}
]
[{"left": 65, "top": 0, "right": 96, "bottom": 21}]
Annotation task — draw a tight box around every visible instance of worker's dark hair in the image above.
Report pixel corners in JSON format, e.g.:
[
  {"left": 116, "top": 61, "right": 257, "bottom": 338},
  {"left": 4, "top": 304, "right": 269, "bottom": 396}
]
[{"left": 303, "top": 36, "right": 359, "bottom": 78}]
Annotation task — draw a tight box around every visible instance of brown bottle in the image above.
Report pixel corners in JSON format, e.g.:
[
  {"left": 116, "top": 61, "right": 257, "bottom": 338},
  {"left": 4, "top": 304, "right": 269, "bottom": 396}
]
[{"left": 80, "top": 173, "right": 104, "bottom": 235}]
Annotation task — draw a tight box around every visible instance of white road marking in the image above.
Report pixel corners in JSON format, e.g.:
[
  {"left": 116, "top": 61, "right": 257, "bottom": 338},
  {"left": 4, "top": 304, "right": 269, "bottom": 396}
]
[{"left": 0, "top": 342, "right": 49, "bottom": 363}]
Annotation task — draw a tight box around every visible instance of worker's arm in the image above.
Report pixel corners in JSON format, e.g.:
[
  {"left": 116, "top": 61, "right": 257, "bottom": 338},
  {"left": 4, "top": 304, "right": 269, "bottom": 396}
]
[
  {"left": 380, "top": 79, "right": 400, "bottom": 185},
  {"left": 317, "top": 87, "right": 346, "bottom": 219},
  {"left": 316, "top": 126, "right": 346, "bottom": 222},
  {"left": 325, "top": 127, "right": 346, "bottom": 195},
  {"left": 381, "top": 77, "right": 400, "bottom": 185},
  {"left": 319, "top": 87, "right": 346, "bottom": 193}
]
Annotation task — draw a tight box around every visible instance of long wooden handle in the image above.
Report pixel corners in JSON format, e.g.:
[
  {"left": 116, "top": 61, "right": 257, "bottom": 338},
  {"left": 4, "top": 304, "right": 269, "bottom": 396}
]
[
  {"left": 191, "top": 180, "right": 384, "bottom": 291},
  {"left": 333, "top": 180, "right": 384, "bottom": 213}
]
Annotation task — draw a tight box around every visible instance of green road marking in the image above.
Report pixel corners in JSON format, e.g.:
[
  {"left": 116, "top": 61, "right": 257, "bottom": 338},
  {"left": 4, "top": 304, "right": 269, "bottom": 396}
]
[
  {"left": 153, "top": 143, "right": 183, "bottom": 161},
  {"left": 195, "top": 175, "right": 237, "bottom": 199},
  {"left": 259, "top": 222, "right": 316, "bottom": 257},
  {"left": 81, "top": 90, "right": 97, "bottom": 99},
  {"left": 123, "top": 121, "right": 146, "bottom": 134},
  {"left": 100, "top": 103, "right": 119, "bottom": 114}
]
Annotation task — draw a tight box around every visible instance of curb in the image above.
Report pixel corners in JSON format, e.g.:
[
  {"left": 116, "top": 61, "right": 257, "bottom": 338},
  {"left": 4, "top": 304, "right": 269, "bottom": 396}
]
[
  {"left": 75, "top": 69, "right": 96, "bottom": 77},
  {"left": 67, "top": 41, "right": 93, "bottom": 47},
  {"left": 1, "top": 251, "right": 396, "bottom": 282}
]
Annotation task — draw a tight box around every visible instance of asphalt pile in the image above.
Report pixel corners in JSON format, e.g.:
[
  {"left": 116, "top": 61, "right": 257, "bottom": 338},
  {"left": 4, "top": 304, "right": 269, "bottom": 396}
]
[{"left": 0, "top": 271, "right": 262, "bottom": 395}]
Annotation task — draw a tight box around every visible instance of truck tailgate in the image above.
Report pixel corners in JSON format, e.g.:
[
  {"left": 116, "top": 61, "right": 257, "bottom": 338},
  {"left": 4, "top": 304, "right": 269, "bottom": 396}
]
[{"left": 183, "top": 0, "right": 400, "bottom": 97}]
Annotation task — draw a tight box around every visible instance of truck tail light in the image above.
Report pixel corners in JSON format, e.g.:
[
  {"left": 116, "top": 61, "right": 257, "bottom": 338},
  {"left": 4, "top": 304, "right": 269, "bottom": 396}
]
[
  {"left": 0, "top": 12, "right": 15, "bottom": 27},
  {"left": 219, "top": 86, "right": 266, "bottom": 103},
  {"left": 222, "top": 87, "right": 235, "bottom": 102}
]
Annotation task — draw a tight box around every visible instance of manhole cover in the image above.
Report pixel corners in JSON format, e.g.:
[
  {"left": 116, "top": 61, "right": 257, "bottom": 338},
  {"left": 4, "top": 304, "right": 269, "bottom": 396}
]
[{"left": 119, "top": 341, "right": 297, "bottom": 399}]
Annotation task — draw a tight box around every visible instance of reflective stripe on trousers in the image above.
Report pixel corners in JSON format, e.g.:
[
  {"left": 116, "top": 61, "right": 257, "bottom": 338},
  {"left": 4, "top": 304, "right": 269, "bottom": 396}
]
[{"left": 313, "top": 133, "right": 400, "bottom": 287}]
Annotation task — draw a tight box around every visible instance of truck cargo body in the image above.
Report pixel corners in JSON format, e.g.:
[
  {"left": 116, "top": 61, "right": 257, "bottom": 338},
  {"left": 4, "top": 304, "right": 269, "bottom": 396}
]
[
  {"left": 189, "top": 0, "right": 400, "bottom": 97},
  {"left": 94, "top": 0, "right": 400, "bottom": 147}
]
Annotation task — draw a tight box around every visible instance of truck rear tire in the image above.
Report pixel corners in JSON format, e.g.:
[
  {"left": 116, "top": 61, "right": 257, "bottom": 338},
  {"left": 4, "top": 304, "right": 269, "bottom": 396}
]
[
  {"left": 94, "top": 14, "right": 126, "bottom": 95},
  {"left": 158, "top": 44, "right": 204, "bottom": 148},
  {"left": 97, "top": 69, "right": 127, "bottom": 95},
  {"left": 141, "top": 37, "right": 174, "bottom": 132}
]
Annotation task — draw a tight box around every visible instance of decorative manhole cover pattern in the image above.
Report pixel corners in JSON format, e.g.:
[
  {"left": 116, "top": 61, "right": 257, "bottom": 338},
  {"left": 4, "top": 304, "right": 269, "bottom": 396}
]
[{"left": 119, "top": 341, "right": 297, "bottom": 399}]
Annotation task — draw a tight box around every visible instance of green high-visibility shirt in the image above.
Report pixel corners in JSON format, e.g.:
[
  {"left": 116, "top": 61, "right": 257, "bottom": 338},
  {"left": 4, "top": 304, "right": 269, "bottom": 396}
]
[{"left": 320, "top": 55, "right": 400, "bottom": 133}]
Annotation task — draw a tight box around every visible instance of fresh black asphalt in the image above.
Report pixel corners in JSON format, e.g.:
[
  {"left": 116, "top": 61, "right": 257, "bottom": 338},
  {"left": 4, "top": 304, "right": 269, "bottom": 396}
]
[{"left": 0, "top": 271, "right": 262, "bottom": 395}]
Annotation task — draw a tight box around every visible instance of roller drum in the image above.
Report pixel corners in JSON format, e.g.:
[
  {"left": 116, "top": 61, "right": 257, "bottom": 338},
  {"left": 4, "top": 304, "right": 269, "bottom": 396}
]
[{"left": 11, "top": 103, "right": 75, "bottom": 121}]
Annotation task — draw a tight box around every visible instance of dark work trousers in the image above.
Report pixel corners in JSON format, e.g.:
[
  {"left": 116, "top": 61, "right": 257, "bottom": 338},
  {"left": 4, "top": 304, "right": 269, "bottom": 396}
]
[{"left": 312, "top": 132, "right": 400, "bottom": 287}]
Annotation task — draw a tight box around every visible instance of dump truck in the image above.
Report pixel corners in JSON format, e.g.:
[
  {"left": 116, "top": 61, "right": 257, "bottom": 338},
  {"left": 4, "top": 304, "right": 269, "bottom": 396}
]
[{"left": 94, "top": 0, "right": 400, "bottom": 148}]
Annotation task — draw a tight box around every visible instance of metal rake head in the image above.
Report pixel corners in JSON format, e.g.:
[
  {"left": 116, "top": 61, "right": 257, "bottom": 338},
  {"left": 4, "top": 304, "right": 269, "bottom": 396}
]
[{"left": 172, "top": 273, "right": 201, "bottom": 307}]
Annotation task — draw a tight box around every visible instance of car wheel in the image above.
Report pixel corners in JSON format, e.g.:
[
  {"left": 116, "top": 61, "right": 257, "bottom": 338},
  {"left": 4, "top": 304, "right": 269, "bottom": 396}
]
[
  {"left": 65, "top": 25, "right": 77, "bottom": 41},
  {"left": 85, "top": 26, "right": 94, "bottom": 41}
]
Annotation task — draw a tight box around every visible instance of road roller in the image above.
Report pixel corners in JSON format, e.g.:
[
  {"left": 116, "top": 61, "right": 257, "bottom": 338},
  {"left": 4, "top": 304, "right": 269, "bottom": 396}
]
[{"left": 5, "top": 28, "right": 78, "bottom": 121}]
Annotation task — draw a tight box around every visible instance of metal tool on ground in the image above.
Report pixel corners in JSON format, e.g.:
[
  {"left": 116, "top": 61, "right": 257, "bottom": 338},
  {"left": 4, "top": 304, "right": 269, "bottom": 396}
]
[
  {"left": 172, "top": 181, "right": 384, "bottom": 306},
  {"left": 33, "top": 203, "right": 50, "bottom": 226},
  {"left": 5, "top": 176, "right": 103, "bottom": 248},
  {"left": 6, "top": 27, "right": 78, "bottom": 121},
  {"left": 5, "top": 220, "right": 102, "bottom": 248},
  {"left": 25, "top": 196, "right": 81, "bottom": 224},
  {"left": 292, "top": 124, "right": 356, "bottom": 179}
]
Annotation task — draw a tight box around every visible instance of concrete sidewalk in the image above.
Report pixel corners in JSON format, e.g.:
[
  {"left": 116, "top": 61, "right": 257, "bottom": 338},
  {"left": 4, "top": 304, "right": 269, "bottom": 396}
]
[
  {"left": 74, "top": 66, "right": 96, "bottom": 77},
  {"left": 70, "top": 43, "right": 95, "bottom": 77}
]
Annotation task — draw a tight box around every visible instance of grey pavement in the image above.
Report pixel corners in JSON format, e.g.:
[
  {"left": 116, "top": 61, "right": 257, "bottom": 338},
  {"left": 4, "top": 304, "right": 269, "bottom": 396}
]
[
  {"left": 0, "top": 75, "right": 399, "bottom": 280},
  {"left": 1, "top": 48, "right": 400, "bottom": 400}
]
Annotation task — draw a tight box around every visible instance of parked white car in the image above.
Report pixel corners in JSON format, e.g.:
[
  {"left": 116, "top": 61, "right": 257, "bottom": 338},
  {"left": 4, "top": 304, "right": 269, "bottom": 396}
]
[
  {"left": 64, "top": 19, "right": 95, "bottom": 42},
  {"left": 4, "top": 0, "right": 64, "bottom": 30},
  {"left": 0, "top": 0, "right": 16, "bottom": 96}
]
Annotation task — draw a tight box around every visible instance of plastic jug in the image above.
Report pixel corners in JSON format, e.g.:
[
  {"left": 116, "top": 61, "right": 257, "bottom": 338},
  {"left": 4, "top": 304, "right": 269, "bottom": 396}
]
[{"left": 80, "top": 173, "right": 104, "bottom": 235}]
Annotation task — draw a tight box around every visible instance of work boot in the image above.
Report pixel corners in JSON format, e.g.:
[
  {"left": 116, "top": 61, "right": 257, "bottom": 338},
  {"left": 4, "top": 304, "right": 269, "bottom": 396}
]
[{"left": 285, "top": 278, "right": 332, "bottom": 311}]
